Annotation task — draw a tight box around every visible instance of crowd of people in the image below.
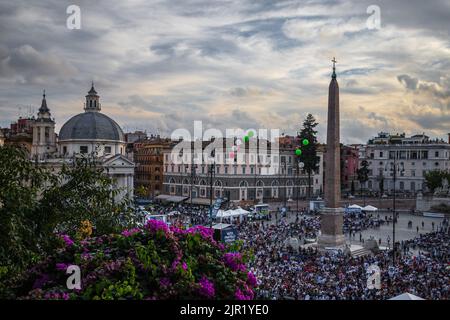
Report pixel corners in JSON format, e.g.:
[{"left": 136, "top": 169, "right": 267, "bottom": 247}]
[
  {"left": 238, "top": 218, "right": 449, "bottom": 300},
  {"left": 139, "top": 201, "right": 449, "bottom": 300}
]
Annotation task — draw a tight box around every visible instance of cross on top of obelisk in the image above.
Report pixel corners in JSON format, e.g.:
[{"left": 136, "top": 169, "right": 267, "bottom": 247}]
[{"left": 331, "top": 57, "right": 337, "bottom": 79}]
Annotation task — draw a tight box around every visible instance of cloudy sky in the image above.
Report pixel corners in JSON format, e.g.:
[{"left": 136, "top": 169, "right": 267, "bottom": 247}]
[{"left": 1, "top": 0, "right": 449, "bottom": 144}]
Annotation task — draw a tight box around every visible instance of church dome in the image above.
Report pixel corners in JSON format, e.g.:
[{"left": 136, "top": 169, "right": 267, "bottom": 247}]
[
  {"left": 59, "top": 83, "right": 125, "bottom": 142},
  {"left": 59, "top": 112, "right": 125, "bottom": 142}
]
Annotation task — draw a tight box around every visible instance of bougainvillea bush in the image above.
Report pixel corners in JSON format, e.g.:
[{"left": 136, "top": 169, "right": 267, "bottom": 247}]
[{"left": 12, "top": 220, "right": 256, "bottom": 300}]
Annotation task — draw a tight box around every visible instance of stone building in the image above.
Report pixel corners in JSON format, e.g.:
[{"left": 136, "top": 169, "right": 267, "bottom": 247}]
[
  {"left": 161, "top": 137, "right": 322, "bottom": 204},
  {"left": 26, "top": 84, "right": 135, "bottom": 201},
  {"left": 133, "top": 136, "right": 172, "bottom": 198},
  {"left": 361, "top": 132, "right": 450, "bottom": 195}
]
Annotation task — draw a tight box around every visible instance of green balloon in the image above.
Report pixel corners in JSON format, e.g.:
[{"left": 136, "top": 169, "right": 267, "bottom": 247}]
[
  {"left": 244, "top": 136, "right": 249, "bottom": 142},
  {"left": 248, "top": 130, "right": 254, "bottom": 137},
  {"left": 302, "top": 139, "right": 309, "bottom": 146},
  {"left": 295, "top": 149, "right": 302, "bottom": 156}
]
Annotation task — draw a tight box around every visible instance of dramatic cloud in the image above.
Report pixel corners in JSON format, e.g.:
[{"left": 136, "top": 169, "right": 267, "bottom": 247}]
[{"left": 0, "top": 0, "right": 449, "bottom": 143}]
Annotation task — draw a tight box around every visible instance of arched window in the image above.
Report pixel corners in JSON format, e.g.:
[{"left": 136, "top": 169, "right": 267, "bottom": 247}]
[
  {"left": 256, "top": 180, "right": 264, "bottom": 201},
  {"left": 169, "top": 178, "right": 176, "bottom": 195},
  {"left": 271, "top": 180, "right": 279, "bottom": 198},
  {"left": 239, "top": 181, "right": 248, "bottom": 201}
]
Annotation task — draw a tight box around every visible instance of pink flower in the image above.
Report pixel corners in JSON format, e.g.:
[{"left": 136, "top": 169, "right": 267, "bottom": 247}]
[
  {"left": 121, "top": 228, "right": 140, "bottom": 237},
  {"left": 198, "top": 276, "right": 215, "bottom": 298},
  {"left": 159, "top": 277, "right": 171, "bottom": 287},
  {"left": 247, "top": 271, "right": 257, "bottom": 287},
  {"left": 145, "top": 219, "right": 169, "bottom": 233},
  {"left": 60, "top": 234, "right": 74, "bottom": 247},
  {"left": 55, "top": 263, "right": 68, "bottom": 271},
  {"left": 182, "top": 262, "right": 188, "bottom": 271},
  {"left": 223, "top": 252, "right": 246, "bottom": 272},
  {"left": 187, "top": 226, "right": 214, "bottom": 240},
  {"left": 235, "top": 287, "right": 253, "bottom": 300}
]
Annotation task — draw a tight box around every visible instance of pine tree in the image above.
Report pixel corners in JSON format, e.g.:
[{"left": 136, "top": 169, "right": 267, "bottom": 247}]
[{"left": 297, "top": 114, "right": 320, "bottom": 199}]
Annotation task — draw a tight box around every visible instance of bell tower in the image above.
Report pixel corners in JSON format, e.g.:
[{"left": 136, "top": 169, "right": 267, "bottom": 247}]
[{"left": 31, "top": 90, "right": 57, "bottom": 160}]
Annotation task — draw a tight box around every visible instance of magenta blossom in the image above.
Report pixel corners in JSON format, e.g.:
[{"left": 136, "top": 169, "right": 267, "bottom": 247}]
[
  {"left": 145, "top": 219, "right": 169, "bottom": 233},
  {"left": 55, "top": 263, "right": 68, "bottom": 271},
  {"left": 247, "top": 272, "right": 257, "bottom": 287},
  {"left": 223, "top": 252, "right": 246, "bottom": 272},
  {"left": 121, "top": 228, "right": 140, "bottom": 237},
  {"left": 198, "top": 276, "right": 215, "bottom": 298},
  {"left": 187, "top": 226, "right": 214, "bottom": 240},
  {"left": 159, "top": 277, "right": 171, "bottom": 287},
  {"left": 60, "top": 234, "right": 74, "bottom": 247},
  {"left": 235, "top": 287, "right": 253, "bottom": 300},
  {"left": 182, "top": 262, "right": 188, "bottom": 271}
]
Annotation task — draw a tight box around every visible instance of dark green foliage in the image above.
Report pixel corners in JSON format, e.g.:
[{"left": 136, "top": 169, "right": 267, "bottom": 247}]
[
  {"left": 424, "top": 169, "right": 450, "bottom": 193},
  {"left": 297, "top": 114, "right": 320, "bottom": 199},
  {"left": 0, "top": 145, "right": 133, "bottom": 297}
]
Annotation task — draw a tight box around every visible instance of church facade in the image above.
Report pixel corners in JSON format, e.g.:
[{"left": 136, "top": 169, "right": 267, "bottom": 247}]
[{"left": 30, "top": 84, "right": 134, "bottom": 201}]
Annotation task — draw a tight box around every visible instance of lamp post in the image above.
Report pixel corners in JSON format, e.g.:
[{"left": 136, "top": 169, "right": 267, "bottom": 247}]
[
  {"left": 283, "top": 160, "right": 287, "bottom": 209},
  {"left": 208, "top": 150, "right": 216, "bottom": 227},
  {"left": 296, "top": 155, "right": 303, "bottom": 213},
  {"left": 385, "top": 154, "right": 404, "bottom": 263},
  {"left": 190, "top": 161, "right": 197, "bottom": 208}
]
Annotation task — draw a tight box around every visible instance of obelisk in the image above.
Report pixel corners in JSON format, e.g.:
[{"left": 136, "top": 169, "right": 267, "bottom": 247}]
[{"left": 318, "top": 58, "right": 345, "bottom": 248}]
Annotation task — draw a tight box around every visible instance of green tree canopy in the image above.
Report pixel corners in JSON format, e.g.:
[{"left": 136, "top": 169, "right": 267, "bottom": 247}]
[
  {"left": 424, "top": 169, "right": 450, "bottom": 193},
  {"left": 297, "top": 114, "right": 320, "bottom": 198},
  {"left": 0, "top": 145, "right": 134, "bottom": 295}
]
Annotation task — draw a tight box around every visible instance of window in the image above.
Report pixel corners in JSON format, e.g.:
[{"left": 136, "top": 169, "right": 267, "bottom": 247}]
[
  {"left": 104, "top": 146, "right": 112, "bottom": 154},
  {"left": 225, "top": 166, "right": 228, "bottom": 174},
  {"left": 380, "top": 151, "right": 383, "bottom": 157},
  {"left": 435, "top": 151, "right": 439, "bottom": 157},
  {"left": 411, "top": 170, "right": 415, "bottom": 177},
  {"left": 80, "top": 146, "right": 88, "bottom": 154},
  {"left": 242, "top": 166, "right": 246, "bottom": 174},
  {"left": 63, "top": 146, "right": 67, "bottom": 155}
]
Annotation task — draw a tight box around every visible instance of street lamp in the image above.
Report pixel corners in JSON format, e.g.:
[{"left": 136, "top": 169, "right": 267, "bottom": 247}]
[
  {"left": 208, "top": 150, "right": 216, "bottom": 227},
  {"left": 296, "top": 156, "right": 304, "bottom": 213},
  {"left": 384, "top": 155, "right": 405, "bottom": 263}
]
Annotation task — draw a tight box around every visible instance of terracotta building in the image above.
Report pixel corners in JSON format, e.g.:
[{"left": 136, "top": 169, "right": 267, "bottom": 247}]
[
  {"left": 341, "top": 145, "right": 359, "bottom": 192},
  {"left": 134, "top": 137, "right": 173, "bottom": 198}
]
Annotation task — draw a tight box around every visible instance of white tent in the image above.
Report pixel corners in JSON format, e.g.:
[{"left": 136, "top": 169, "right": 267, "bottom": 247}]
[
  {"left": 235, "top": 207, "right": 250, "bottom": 215},
  {"left": 389, "top": 293, "right": 424, "bottom": 300},
  {"left": 362, "top": 205, "right": 378, "bottom": 212},
  {"left": 216, "top": 208, "right": 250, "bottom": 219},
  {"left": 348, "top": 204, "right": 363, "bottom": 209}
]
